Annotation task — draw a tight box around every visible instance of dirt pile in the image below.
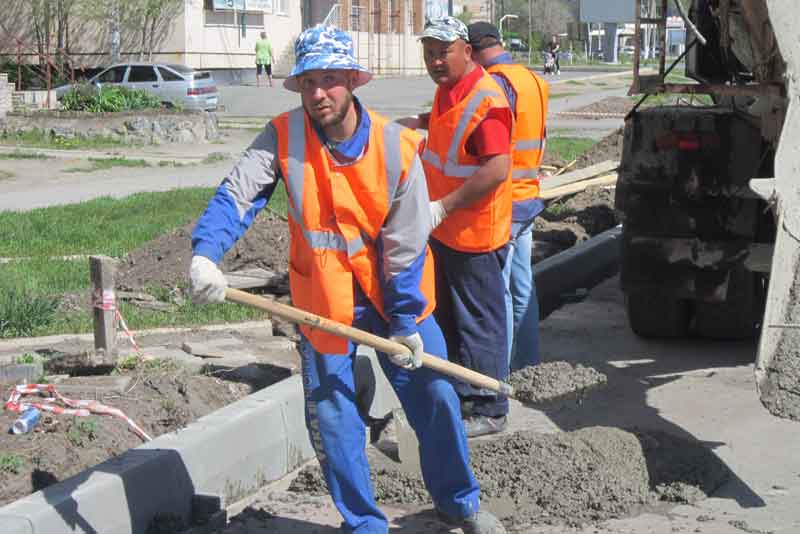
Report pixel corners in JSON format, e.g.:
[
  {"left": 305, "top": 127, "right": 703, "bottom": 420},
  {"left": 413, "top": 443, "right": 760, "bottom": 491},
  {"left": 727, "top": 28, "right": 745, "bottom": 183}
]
[
  {"left": 508, "top": 361, "right": 607, "bottom": 404},
  {"left": 0, "top": 359, "right": 261, "bottom": 506},
  {"left": 117, "top": 211, "right": 290, "bottom": 291},
  {"left": 533, "top": 128, "right": 623, "bottom": 262},
  {"left": 534, "top": 184, "right": 619, "bottom": 262},
  {"left": 543, "top": 127, "right": 624, "bottom": 170},
  {"left": 288, "top": 426, "right": 729, "bottom": 528},
  {"left": 560, "top": 96, "right": 636, "bottom": 118}
]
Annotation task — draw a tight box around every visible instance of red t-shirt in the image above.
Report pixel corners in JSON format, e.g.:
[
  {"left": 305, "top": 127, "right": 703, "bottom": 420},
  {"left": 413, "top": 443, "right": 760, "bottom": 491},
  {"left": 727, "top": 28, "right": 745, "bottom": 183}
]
[{"left": 436, "top": 65, "right": 512, "bottom": 159}]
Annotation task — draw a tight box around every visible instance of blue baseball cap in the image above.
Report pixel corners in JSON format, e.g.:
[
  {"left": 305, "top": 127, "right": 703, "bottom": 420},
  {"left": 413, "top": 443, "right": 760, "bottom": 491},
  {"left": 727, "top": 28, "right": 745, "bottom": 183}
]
[{"left": 284, "top": 25, "right": 372, "bottom": 92}]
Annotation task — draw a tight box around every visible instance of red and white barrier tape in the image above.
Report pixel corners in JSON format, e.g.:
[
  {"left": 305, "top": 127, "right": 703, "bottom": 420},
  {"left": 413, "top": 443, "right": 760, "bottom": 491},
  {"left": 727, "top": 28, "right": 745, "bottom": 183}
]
[
  {"left": 5, "top": 384, "right": 152, "bottom": 442},
  {"left": 115, "top": 309, "right": 142, "bottom": 353}
]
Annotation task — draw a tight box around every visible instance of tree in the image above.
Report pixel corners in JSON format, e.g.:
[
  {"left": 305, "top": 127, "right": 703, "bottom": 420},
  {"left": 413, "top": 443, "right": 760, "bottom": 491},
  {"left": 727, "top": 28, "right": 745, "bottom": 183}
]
[
  {"left": 456, "top": 6, "right": 473, "bottom": 25},
  {"left": 139, "top": 0, "right": 183, "bottom": 61}
]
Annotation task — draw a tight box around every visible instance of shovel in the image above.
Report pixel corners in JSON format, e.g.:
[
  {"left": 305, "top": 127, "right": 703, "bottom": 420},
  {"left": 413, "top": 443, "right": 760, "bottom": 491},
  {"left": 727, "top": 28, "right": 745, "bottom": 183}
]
[{"left": 225, "top": 287, "right": 515, "bottom": 397}]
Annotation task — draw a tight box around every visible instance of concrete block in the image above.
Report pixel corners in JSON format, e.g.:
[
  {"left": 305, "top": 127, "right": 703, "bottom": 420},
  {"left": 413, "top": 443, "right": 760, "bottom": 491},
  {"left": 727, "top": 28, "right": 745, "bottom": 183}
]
[
  {"left": 181, "top": 339, "right": 245, "bottom": 358},
  {"left": 142, "top": 346, "right": 206, "bottom": 373},
  {"left": 354, "top": 346, "right": 401, "bottom": 420},
  {"left": 54, "top": 375, "right": 132, "bottom": 396},
  {"left": 0, "top": 363, "right": 43, "bottom": 384}
]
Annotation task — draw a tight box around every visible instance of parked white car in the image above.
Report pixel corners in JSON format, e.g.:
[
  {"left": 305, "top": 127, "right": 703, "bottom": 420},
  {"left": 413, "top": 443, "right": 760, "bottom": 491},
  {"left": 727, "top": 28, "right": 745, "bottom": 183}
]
[{"left": 56, "top": 63, "right": 219, "bottom": 111}]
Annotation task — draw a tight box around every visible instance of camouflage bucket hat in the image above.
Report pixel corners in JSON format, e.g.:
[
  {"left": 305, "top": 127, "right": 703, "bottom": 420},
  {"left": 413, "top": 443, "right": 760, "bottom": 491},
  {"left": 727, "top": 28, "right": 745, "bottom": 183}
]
[
  {"left": 284, "top": 25, "right": 372, "bottom": 92},
  {"left": 419, "top": 16, "right": 469, "bottom": 42}
]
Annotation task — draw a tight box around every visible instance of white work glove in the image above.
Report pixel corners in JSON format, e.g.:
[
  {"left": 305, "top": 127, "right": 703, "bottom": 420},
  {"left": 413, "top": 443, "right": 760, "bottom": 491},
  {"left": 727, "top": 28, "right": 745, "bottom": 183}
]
[
  {"left": 429, "top": 200, "right": 448, "bottom": 230},
  {"left": 388, "top": 332, "right": 424, "bottom": 370},
  {"left": 189, "top": 256, "right": 228, "bottom": 304}
]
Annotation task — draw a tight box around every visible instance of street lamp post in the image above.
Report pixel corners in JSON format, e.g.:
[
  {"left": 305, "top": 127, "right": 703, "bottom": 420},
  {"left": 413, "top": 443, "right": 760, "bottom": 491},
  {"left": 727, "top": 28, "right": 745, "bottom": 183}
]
[{"left": 498, "top": 13, "right": 518, "bottom": 47}]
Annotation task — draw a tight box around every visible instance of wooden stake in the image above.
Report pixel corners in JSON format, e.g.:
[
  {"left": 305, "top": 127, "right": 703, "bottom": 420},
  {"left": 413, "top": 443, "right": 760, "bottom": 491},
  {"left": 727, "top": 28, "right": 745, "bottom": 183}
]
[{"left": 90, "top": 256, "right": 117, "bottom": 363}]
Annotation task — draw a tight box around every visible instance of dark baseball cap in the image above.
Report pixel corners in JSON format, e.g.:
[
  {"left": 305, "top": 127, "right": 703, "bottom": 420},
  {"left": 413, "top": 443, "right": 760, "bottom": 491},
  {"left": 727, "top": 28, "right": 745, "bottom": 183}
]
[{"left": 468, "top": 21, "right": 501, "bottom": 50}]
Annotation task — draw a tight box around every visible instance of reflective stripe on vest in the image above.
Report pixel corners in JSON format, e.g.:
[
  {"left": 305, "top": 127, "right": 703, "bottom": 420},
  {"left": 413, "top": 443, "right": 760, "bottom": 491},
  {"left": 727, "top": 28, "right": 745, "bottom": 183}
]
[
  {"left": 423, "top": 70, "right": 513, "bottom": 253},
  {"left": 285, "top": 108, "right": 405, "bottom": 257},
  {"left": 421, "top": 89, "right": 501, "bottom": 179}
]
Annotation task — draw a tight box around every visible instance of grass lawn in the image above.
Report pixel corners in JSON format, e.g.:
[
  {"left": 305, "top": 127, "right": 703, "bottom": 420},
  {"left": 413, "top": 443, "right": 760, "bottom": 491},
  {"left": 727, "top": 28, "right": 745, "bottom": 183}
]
[
  {"left": 65, "top": 157, "right": 151, "bottom": 173},
  {"left": 0, "top": 184, "right": 289, "bottom": 338},
  {"left": 546, "top": 137, "right": 597, "bottom": 163},
  {"left": 0, "top": 150, "right": 52, "bottom": 160},
  {"left": 0, "top": 129, "right": 130, "bottom": 150}
]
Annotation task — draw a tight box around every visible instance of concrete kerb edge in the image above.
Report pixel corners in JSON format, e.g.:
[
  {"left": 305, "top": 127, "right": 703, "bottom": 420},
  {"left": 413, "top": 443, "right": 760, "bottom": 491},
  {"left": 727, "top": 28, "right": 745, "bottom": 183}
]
[
  {"left": 0, "top": 374, "right": 316, "bottom": 534},
  {"left": 0, "top": 320, "right": 274, "bottom": 353}
]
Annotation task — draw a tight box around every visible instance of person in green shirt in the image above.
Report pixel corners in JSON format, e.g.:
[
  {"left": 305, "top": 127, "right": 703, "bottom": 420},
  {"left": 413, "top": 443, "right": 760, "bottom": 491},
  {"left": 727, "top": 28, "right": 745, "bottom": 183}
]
[{"left": 255, "top": 31, "right": 275, "bottom": 87}]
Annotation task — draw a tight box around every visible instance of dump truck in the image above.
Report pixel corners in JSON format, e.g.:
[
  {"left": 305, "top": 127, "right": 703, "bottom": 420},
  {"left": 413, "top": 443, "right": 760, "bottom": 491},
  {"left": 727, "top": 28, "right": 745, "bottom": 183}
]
[{"left": 615, "top": 0, "right": 800, "bottom": 420}]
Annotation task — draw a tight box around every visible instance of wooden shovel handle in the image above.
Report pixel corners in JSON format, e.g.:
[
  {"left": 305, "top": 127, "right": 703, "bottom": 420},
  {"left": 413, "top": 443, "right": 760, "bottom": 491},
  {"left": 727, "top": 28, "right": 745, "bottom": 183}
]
[{"left": 225, "top": 288, "right": 515, "bottom": 397}]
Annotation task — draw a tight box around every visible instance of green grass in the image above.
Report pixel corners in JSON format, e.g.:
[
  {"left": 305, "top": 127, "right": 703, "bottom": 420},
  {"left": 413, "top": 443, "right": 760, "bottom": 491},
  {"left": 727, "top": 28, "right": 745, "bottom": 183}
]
[
  {"left": 0, "top": 455, "right": 24, "bottom": 474},
  {"left": 0, "top": 150, "right": 51, "bottom": 160},
  {"left": 0, "top": 188, "right": 216, "bottom": 258},
  {"left": 0, "top": 170, "right": 13, "bottom": 180},
  {"left": 550, "top": 92, "right": 581, "bottom": 100},
  {"left": 65, "top": 157, "right": 150, "bottom": 173},
  {"left": 0, "top": 129, "right": 130, "bottom": 150},
  {"left": 202, "top": 152, "right": 228, "bottom": 165},
  {"left": 565, "top": 79, "right": 584, "bottom": 86},
  {"left": 0, "top": 186, "right": 289, "bottom": 338},
  {"left": 546, "top": 137, "right": 596, "bottom": 163}
]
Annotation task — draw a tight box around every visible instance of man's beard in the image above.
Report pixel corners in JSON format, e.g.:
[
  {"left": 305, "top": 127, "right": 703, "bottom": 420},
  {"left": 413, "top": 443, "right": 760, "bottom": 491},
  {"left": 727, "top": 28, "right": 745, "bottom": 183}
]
[{"left": 308, "top": 90, "right": 353, "bottom": 130}]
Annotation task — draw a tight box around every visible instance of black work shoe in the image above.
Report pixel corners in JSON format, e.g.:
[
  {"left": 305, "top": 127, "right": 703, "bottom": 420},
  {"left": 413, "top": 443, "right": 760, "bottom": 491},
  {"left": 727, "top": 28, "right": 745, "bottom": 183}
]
[
  {"left": 463, "top": 415, "right": 508, "bottom": 438},
  {"left": 437, "top": 509, "right": 507, "bottom": 534}
]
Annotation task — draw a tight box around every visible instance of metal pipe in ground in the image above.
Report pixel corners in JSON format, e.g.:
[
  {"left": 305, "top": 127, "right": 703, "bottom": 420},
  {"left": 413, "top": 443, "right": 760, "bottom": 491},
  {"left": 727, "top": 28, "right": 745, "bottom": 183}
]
[{"left": 534, "top": 225, "right": 622, "bottom": 320}]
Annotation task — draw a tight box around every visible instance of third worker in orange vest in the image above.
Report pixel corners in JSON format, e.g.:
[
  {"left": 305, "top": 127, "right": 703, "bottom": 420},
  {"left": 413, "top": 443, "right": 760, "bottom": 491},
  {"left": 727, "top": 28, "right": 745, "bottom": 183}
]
[
  {"left": 468, "top": 21, "right": 549, "bottom": 372},
  {"left": 398, "top": 16, "right": 513, "bottom": 439}
]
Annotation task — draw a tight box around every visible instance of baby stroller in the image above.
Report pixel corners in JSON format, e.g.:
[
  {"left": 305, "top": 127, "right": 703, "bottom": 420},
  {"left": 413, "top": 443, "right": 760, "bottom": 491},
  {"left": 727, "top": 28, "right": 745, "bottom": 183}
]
[{"left": 543, "top": 51, "right": 556, "bottom": 75}]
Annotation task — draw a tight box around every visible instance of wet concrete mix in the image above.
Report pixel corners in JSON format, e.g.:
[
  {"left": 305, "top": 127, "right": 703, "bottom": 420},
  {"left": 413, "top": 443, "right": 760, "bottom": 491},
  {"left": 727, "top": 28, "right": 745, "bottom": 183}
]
[
  {"left": 508, "top": 361, "right": 607, "bottom": 404},
  {"left": 288, "top": 362, "right": 731, "bottom": 529}
]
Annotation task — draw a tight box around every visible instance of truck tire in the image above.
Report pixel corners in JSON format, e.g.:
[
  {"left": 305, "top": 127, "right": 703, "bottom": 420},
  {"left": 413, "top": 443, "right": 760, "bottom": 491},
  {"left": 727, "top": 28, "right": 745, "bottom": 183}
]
[
  {"left": 691, "top": 270, "right": 763, "bottom": 340},
  {"left": 625, "top": 289, "right": 690, "bottom": 338}
]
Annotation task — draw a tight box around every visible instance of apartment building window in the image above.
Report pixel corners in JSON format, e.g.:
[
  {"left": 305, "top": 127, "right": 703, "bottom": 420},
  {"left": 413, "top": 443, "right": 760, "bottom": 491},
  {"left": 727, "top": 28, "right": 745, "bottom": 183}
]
[
  {"left": 203, "top": 0, "right": 266, "bottom": 26},
  {"left": 276, "top": 0, "right": 289, "bottom": 15}
]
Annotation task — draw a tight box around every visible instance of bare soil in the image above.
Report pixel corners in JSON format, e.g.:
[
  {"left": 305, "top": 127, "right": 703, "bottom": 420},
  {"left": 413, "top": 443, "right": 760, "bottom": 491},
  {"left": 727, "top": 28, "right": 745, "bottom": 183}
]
[
  {"left": 0, "top": 358, "right": 269, "bottom": 507},
  {"left": 286, "top": 425, "right": 729, "bottom": 529},
  {"left": 117, "top": 211, "right": 290, "bottom": 292},
  {"left": 534, "top": 128, "right": 623, "bottom": 262}
]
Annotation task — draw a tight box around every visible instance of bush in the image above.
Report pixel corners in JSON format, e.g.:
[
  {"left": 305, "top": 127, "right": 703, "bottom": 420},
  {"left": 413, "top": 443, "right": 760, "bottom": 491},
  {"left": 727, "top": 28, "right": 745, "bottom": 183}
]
[
  {"left": 61, "top": 85, "right": 162, "bottom": 112},
  {"left": 0, "top": 288, "right": 59, "bottom": 338}
]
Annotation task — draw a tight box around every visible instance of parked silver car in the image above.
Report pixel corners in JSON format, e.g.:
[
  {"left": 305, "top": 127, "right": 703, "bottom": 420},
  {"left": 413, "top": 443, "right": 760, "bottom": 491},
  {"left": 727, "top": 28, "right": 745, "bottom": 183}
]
[{"left": 56, "top": 63, "right": 219, "bottom": 111}]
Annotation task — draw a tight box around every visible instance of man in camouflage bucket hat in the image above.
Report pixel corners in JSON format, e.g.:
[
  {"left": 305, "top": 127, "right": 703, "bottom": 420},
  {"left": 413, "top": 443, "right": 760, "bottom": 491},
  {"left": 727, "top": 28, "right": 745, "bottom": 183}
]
[{"left": 190, "top": 25, "right": 504, "bottom": 534}]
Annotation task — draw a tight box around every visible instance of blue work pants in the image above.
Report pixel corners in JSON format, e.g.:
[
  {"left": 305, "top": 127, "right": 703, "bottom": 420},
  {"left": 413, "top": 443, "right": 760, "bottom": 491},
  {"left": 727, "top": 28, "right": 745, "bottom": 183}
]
[
  {"left": 502, "top": 221, "right": 541, "bottom": 371},
  {"left": 300, "top": 308, "right": 480, "bottom": 533},
  {"left": 430, "top": 238, "right": 509, "bottom": 418}
]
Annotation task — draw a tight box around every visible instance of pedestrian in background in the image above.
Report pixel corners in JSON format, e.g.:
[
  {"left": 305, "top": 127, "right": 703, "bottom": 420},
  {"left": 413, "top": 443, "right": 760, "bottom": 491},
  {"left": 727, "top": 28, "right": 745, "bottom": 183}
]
[
  {"left": 468, "top": 21, "right": 549, "bottom": 372},
  {"left": 190, "top": 25, "right": 505, "bottom": 534},
  {"left": 547, "top": 34, "right": 561, "bottom": 75},
  {"left": 398, "top": 16, "right": 513, "bottom": 439},
  {"left": 255, "top": 31, "right": 275, "bottom": 87}
]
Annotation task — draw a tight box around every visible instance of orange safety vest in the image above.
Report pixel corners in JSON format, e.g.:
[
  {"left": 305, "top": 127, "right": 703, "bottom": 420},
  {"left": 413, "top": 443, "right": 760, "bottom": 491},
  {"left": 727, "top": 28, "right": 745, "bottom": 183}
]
[
  {"left": 422, "top": 69, "right": 513, "bottom": 253},
  {"left": 271, "top": 107, "right": 437, "bottom": 354},
  {"left": 486, "top": 62, "right": 549, "bottom": 204}
]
